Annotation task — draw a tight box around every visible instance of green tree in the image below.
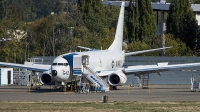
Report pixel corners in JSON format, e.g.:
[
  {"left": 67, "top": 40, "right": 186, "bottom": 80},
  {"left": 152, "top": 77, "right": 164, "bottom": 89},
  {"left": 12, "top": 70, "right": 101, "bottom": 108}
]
[
  {"left": 1, "top": 0, "right": 64, "bottom": 21},
  {"left": 127, "top": 0, "right": 156, "bottom": 44},
  {"left": 166, "top": 0, "right": 199, "bottom": 51},
  {"left": 97, "top": 28, "right": 115, "bottom": 49},
  {"left": 127, "top": 41, "right": 151, "bottom": 56},
  {"left": 127, "top": 0, "right": 139, "bottom": 43},
  {"left": 0, "top": 0, "right": 68, "bottom": 63},
  {"left": 194, "top": 0, "right": 200, "bottom": 3},
  {"left": 164, "top": 34, "right": 193, "bottom": 56},
  {"left": 77, "top": 0, "right": 106, "bottom": 34},
  {"left": 26, "top": 14, "right": 75, "bottom": 57},
  {"left": 103, "top": 5, "right": 119, "bottom": 29},
  {"left": 32, "top": 0, "right": 63, "bottom": 19},
  {"left": 0, "top": 0, "right": 7, "bottom": 19}
]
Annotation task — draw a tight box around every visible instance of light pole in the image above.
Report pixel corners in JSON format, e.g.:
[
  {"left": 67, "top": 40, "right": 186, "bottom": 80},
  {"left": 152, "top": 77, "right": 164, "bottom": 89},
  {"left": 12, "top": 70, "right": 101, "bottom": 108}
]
[{"left": 51, "top": 12, "right": 55, "bottom": 57}]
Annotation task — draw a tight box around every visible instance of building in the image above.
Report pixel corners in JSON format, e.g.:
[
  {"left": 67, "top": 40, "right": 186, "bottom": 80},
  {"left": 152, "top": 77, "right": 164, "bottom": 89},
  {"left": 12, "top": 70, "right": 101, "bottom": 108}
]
[{"left": 0, "top": 68, "right": 13, "bottom": 86}]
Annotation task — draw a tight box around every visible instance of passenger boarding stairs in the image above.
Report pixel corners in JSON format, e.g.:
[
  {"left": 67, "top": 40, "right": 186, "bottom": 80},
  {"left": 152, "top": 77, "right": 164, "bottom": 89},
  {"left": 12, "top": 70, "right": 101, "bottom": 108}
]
[
  {"left": 83, "top": 66, "right": 109, "bottom": 92},
  {"left": 72, "top": 55, "right": 109, "bottom": 92}
]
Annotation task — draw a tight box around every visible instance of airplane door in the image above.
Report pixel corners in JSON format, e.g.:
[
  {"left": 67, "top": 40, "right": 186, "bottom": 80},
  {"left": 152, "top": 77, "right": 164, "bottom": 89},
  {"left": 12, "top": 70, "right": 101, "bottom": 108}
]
[
  {"left": 73, "top": 55, "right": 82, "bottom": 76},
  {"left": 82, "top": 55, "right": 89, "bottom": 65},
  {"left": 73, "top": 55, "right": 89, "bottom": 76}
]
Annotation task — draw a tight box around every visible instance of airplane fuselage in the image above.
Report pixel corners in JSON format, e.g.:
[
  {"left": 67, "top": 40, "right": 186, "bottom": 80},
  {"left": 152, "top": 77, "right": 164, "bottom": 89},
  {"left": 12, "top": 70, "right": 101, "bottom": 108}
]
[
  {"left": 51, "top": 50, "right": 125, "bottom": 82},
  {"left": 76, "top": 50, "right": 125, "bottom": 71}
]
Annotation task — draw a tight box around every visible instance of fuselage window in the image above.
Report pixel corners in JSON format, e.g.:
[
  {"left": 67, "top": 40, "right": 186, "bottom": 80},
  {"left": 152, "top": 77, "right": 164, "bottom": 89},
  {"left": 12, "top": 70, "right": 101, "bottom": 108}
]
[
  {"left": 53, "top": 63, "right": 68, "bottom": 66},
  {"left": 52, "top": 63, "right": 57, "bottom": 66},
  {"left": 58, "top": 63, "right": 64, "bottom": 66}
]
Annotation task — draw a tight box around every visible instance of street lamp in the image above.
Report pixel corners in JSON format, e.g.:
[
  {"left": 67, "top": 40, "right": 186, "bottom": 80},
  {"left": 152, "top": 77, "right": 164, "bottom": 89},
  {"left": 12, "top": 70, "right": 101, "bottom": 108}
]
[
  {"left": 51, "top": 12, "right": 54, "bottom": 15},
  {"left": 0, "top": 38, "right": 12, "bottom": 42},
  {"left": 51, "top": 12, "right": 55, "bottom": 56}
]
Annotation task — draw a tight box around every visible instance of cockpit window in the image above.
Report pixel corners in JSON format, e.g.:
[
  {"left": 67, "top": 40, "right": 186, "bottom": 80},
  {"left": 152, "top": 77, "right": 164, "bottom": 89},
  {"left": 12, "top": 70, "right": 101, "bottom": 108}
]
[
  {"left": 52, "top": 63, "right": 68, "bottom": 66},
  {"left": 64, "top": 63, "right": 69, "bottom": 66}
]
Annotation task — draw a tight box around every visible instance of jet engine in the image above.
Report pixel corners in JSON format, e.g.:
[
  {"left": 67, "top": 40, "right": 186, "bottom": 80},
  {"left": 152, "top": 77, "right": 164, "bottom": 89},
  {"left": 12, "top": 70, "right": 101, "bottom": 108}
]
[
  {"left": 40, "top": 72, "right": 54, "bottom": 85},
  {"left": 108, "top": 70, "right": 127, "bottom": 86}
]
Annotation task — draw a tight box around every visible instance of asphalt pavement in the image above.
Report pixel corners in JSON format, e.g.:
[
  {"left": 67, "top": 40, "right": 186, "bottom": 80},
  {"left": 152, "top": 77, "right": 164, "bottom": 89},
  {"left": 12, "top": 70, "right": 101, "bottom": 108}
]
[{"left": 0, "top": 84, "right": 200, "bottom": 102}]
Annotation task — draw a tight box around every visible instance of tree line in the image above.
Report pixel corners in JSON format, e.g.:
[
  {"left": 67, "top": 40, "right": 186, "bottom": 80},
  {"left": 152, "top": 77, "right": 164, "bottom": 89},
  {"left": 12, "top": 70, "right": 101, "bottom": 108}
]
[{"left": 0, "top": 0, "right": 200, "bottom": 63}]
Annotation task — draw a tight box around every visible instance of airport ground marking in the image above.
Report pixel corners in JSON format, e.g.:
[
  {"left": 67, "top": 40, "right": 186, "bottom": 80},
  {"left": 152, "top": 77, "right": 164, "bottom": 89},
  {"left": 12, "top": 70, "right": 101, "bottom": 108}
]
[
  {"left": 148, "top": 84, "right": 151, "bottom": 93},
  {"left": 128, "top": 84, "right": 130, "bottom": 94}
]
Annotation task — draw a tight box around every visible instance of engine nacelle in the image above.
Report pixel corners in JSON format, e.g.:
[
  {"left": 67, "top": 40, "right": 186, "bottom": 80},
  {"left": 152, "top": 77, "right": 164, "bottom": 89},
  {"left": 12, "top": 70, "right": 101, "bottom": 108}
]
[
  {"left": 108, "top": 70, "right": 127, "bottom": 86},
  {"left": 40, "top": 72, "right": 54, "bottom": 85}
]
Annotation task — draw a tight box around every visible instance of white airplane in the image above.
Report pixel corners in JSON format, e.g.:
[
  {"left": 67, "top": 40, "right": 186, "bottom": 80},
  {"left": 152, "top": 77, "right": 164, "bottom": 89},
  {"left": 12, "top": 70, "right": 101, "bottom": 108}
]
[{"left": 1, "top": 2, "right": 200, "bottom": 91}]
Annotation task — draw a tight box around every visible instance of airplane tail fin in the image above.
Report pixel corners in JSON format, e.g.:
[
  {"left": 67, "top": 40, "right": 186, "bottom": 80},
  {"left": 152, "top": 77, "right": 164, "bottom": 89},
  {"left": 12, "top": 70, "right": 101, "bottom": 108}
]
[{"left": 108, "top": 2, "right": 125, "bottom": 51}]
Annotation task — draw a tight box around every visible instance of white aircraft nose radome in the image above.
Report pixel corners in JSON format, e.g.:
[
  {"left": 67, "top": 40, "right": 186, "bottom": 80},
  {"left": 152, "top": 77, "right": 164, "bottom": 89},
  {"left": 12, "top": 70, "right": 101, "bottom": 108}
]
[{"left": 51, "top": 56, "right": 70, "bottom": 81}]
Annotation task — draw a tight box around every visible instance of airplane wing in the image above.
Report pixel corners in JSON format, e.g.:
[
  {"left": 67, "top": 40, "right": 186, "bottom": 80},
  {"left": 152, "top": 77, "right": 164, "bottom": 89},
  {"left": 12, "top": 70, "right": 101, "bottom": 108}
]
[
  {"left": 125, "top": 46, "right": 172, "bottom": 56},
  {"left": 97, "top": 62, "right": 200, "bottom": 76},
  {"left": 124, "top": 62, "right": 200, "bottom": 75},
  {"left": 0, "top": 62, "right": 50, "bottom": 72}
]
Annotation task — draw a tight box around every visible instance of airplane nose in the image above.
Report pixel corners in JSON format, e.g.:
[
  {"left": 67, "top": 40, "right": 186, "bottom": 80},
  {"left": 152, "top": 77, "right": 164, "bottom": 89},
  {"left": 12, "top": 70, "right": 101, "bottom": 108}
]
[{"left": 52, "top": 70, "right": 57, "bottom": 76}]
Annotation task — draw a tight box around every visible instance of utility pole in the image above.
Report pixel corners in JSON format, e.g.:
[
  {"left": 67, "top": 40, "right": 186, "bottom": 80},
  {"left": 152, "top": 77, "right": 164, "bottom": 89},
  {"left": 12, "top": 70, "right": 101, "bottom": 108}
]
[{"left": 51, "top": 12, "right": 55, "bottom": 57}]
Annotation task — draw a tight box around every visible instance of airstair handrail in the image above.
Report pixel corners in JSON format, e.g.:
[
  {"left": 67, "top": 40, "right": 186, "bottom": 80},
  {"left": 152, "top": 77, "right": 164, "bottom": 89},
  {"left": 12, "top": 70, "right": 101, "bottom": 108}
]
[{"left": 84, "top": 65, "right": 109, "bottom": 88}]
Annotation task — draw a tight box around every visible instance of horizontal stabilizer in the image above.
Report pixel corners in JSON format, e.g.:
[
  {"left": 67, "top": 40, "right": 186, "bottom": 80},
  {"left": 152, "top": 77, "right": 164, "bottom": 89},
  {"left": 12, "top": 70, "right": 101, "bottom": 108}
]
[
  {"left": 125, "top": 46, "right": 172, "bottom": 56},
  {"left": 77, "top": 46, "right": 97, "bottom": 51}
]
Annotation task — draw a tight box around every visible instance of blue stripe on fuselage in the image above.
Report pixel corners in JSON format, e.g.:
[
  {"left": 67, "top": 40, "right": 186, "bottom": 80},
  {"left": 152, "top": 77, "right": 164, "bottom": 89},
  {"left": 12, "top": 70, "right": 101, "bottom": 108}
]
[{"left": 62, "top": 53, "right": 78, "bottom": 69}]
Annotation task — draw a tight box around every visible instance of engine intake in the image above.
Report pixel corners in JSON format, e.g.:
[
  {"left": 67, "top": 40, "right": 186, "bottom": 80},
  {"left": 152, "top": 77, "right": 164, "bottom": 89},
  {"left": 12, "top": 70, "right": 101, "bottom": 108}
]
[
  {"left": 108, "top": 71, "right": 127, "bottom": 86},
  {"left": 41, "top": 73, "right": 54, "bottom": 85},
  {"left": 109, "top": 74, "right": 120, "bottom": 85}
]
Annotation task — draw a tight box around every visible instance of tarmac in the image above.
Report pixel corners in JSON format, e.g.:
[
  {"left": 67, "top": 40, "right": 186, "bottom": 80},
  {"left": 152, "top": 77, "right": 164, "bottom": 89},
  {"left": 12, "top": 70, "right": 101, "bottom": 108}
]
[{"left": 0, "top": 84, "right": 200, "bottom": 102}]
